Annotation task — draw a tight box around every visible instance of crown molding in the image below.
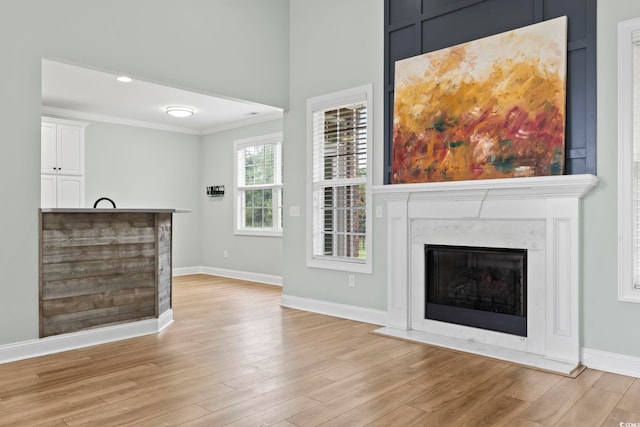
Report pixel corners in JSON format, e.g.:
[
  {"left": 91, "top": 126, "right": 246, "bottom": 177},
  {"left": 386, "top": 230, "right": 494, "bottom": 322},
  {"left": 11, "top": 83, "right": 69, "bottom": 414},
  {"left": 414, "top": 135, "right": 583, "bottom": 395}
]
[
  {"left": 41, "top": 106, "right": 283, "bottom": 136},
  {"left": 200, "top": 111, "right": 283, "bottom": 135},
  {"left": 41, "top": 116, "right": 90, "bottom": 127},
  {"left": 41, "top": 106, "right": 201, "bottom": 135}
]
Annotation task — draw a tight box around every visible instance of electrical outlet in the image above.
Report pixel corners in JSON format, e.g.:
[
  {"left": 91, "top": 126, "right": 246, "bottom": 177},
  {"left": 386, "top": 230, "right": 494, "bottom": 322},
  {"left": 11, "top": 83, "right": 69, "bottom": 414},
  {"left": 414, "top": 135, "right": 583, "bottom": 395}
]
[
  {"left": 348, "top": 275, "right": 355, "bottom": 287},
  {"left": 223, "top": 250, "right": 228, "bottom": 258}
]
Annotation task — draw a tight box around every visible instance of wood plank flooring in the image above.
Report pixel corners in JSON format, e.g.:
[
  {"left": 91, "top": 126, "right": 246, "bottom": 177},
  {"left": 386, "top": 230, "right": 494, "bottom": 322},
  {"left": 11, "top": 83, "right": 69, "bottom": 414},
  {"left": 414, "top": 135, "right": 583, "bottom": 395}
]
[{"left": 0, "top": 274, "right": 638, "bottom": 426}]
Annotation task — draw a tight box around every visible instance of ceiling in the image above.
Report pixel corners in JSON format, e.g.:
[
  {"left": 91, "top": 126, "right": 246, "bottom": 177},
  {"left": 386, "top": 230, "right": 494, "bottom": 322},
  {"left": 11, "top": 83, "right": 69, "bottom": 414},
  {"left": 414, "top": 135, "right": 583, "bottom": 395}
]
[{"left": 41, "top": 59, "right": 283, "bottom": 135}]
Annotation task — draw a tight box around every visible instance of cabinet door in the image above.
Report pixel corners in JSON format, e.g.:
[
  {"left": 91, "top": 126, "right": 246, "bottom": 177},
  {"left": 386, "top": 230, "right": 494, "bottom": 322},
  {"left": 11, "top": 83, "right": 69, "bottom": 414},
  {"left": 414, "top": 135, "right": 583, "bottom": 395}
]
[
  {"left": 41, "top": 174, "right": 57, "bottom": 208},
  {"left": 57, "top": 125, "right": 84, "bottom": 176},
  {"left": 57, "top": 176, "right": 84, "bottom": 208},
  {"left": 41, "top": 122, "right": 57, "bottom": 174}
]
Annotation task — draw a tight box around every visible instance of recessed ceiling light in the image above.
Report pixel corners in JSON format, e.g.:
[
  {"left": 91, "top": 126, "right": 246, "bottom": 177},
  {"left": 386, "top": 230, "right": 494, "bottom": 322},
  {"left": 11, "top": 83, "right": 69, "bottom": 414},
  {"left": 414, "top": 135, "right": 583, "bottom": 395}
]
[
  {"left": 245, "top": 111, "right": 260, "bottom": 116},
  {"left": 165, "top": 106, "right": 194, "bottom": 118},
  {"left": 116, "top": 76, "right": 132, "bottom": 83}
]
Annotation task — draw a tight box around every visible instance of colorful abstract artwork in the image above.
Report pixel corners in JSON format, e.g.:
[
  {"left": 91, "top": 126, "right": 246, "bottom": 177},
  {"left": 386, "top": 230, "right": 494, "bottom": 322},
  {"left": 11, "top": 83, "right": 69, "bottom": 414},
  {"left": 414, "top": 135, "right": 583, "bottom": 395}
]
[{"left": 392, "top": 17, "right": 567, "bottom": 183}]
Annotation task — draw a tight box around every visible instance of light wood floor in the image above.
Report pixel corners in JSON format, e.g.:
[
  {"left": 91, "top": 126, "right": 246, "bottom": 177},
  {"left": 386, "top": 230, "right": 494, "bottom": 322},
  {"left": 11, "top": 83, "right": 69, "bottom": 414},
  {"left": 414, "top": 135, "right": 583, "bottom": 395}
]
[{"left": 0, "top": 275, "right": 638, "bottom": 426}]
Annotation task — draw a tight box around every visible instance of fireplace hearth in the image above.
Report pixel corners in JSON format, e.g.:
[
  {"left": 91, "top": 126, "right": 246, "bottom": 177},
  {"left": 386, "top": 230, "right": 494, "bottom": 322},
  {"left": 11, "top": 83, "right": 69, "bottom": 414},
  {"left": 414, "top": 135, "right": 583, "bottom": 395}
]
[{"left": 425, "top": 245, "right": 527, "bottom": 336}]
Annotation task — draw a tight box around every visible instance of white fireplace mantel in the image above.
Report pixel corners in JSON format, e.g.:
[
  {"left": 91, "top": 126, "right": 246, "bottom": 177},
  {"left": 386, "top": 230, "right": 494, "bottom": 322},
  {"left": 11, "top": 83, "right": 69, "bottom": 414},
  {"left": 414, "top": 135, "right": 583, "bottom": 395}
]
[
  {"left": 372, "top": 174, "right": 598, "bottom": 199},
  {"left": 372, "top": 174, "right": 598, "bottom": 376}
]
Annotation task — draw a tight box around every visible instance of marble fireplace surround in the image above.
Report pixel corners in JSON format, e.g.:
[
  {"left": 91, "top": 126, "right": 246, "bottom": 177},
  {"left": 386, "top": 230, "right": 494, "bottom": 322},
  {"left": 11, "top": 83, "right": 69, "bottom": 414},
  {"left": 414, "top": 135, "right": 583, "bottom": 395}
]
[{"left": 372, "top": 174, "right": 598, "bottom": 376}]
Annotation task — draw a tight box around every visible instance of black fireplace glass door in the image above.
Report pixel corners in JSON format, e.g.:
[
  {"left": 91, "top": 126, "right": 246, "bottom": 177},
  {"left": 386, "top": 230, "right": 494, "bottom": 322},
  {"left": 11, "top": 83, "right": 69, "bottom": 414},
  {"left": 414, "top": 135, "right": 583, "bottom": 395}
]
[{"left": 425, "top": 245, "right": 527, "bottom": 336}]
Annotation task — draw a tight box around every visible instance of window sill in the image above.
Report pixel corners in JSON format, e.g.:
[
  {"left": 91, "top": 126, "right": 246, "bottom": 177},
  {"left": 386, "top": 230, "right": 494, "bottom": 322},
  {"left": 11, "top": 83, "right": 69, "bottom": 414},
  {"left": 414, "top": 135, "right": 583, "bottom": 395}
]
[
  {"left": 234, "top": 229, "right": 282, "bottom": 238},
  {"left": 307, "top": 257, "right": 372, "bottom": 274},
  {"left": 618, "top": 290, "right": 640, "bottom": 304}
]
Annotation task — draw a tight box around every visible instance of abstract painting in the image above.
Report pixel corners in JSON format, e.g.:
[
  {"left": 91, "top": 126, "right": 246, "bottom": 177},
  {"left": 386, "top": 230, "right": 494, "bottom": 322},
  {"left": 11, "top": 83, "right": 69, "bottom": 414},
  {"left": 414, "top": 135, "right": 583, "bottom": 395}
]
[{"left": 392, "top": 17, "right": 567, "bottom": 183}]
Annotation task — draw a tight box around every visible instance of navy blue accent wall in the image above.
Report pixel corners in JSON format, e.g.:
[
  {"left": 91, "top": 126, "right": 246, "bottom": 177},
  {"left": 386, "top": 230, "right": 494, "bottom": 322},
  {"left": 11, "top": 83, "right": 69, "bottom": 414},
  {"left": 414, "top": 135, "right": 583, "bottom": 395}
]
[{"left": 384, "top": 0, "right": 597, "bottom": 183}]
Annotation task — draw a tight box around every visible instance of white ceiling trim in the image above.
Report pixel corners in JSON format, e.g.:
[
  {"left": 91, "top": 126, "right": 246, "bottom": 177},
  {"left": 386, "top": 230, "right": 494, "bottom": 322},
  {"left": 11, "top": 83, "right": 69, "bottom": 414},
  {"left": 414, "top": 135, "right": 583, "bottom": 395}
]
[
  {"left": 41, "top": 106, "right": 202, "bottom": 135},
  {"left": 41, "top": 106, "right": 284, "bottom": 136},
  {"left": 200, "top": 111, "right": 284, "bottom": 135}
]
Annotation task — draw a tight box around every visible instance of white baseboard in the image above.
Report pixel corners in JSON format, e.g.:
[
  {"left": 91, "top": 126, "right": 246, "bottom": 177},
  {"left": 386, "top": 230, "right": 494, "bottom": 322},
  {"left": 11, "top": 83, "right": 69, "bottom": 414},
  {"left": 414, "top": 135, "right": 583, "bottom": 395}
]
[
  {"left": 581, "top": 347, "right": 640, "bottom": 378},
  {"left": 158, "top": 309, "right": 174, "bottom": 331},
  {"left": 173, "top": 266, "right": 283, "bottom": 286},
  {"left": 280, "top": 294, "right": 387, "bottom": 326},
  {"left": 0, "top": 310, "right": 173, "bottom": 365},
  {"left": 172, "top": 266, "right": 203, "bottom": 276}
]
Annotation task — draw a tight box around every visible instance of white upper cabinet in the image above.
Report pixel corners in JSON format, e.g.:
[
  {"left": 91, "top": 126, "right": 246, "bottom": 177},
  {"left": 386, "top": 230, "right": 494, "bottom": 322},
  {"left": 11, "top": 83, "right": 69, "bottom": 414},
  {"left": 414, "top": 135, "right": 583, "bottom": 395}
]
[
  {"left": 56, "top": 124, "right": 84, "bottom": 176},
  {"left": 41, "top": 121, "right": 57, "bottom": 174},
  {"left": 41, "top": 119, "right": 86, "bottom": 176},
  {"left": 41, "top": 118, "right": 88, "bottom": 208}
]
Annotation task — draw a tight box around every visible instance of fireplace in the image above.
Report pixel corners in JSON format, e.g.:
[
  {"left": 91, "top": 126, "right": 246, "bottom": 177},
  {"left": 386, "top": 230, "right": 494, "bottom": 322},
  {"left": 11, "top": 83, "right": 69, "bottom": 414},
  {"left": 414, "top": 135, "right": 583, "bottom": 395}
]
[
  {"left": 425, "top": 245, "right": 527, "bottom": 336},
  {"left": 372, "top": 174, "right": 598, "bottom": 375}
]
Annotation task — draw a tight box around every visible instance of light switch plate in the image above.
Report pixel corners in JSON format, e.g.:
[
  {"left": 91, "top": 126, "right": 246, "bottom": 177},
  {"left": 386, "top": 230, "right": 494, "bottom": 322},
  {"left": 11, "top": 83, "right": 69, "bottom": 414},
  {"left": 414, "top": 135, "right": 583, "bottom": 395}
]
[{"left": 290, "top": 206, "right": 301, "bottom": 217}]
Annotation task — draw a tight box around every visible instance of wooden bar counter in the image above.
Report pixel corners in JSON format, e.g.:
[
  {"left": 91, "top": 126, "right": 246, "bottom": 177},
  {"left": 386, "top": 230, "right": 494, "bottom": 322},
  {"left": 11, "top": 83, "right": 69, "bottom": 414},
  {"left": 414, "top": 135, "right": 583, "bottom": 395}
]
[{"left": 38, "top": 208, "right": 188, "bottom": 337}]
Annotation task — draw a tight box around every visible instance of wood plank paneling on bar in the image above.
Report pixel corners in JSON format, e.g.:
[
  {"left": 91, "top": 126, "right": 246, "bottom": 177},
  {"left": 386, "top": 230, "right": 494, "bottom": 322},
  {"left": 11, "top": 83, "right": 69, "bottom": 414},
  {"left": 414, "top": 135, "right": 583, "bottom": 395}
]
[
  {"left": 42, "top": 272, "right": 157, "bottom": 299},
  {"left": 42, "top": 228, "right": 156, "bottom": 248},
  {"left": 157, "top": 213, "right": 172, "bottom": 314},
  {"left": 42, "top": 289, "right": 157, "bottom": 315},
  {"left": 158, "top": 271, "right": 171, "bottom": 314},
  {"left": 42, "top": 243, "right": 157, "bottom": 264},
  {"left": 42, "top": 304, "right": 156, "bottom": 336},
  {"left": 42, "top": 213, "right": 155, "bottom": 229},
  {"left": 43, "top": 300, "right": 156, "bottom": 326},
  {"left": 41, "top": 257, "right": 156, "bottom": 281},
  {"left": 39, "top": 211, "right": 174, "bottom": 337}
]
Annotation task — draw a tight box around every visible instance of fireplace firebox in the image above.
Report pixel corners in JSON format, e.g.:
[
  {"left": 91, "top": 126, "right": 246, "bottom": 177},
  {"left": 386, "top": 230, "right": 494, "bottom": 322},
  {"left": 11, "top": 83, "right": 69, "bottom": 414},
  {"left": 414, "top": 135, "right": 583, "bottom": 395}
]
[{"left": 425, "top": 245, "right": 527, "bottom": 336}]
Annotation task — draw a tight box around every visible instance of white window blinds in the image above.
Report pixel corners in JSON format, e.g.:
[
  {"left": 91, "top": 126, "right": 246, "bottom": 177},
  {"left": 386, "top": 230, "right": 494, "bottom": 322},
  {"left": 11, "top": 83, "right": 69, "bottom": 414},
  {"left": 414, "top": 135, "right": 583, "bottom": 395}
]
[
  {"left": 312, "top": 100, "right": 368, "bottom": 262},
  {"left": 633, "top": 37, "right": 640, "bottom": 289}
]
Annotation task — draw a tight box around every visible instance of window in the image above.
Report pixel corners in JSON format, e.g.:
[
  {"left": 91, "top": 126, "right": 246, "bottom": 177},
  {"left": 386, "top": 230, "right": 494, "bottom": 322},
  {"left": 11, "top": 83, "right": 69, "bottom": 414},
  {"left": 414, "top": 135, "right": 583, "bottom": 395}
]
[
  {"left": 618, "top": 17, "right": 640, "bottom": 303},
  {"left": 307, "top": 85, "right": 372, "bottom": 273},
  {"left": 234, "top": 133, "right": 283, "bottom": 236}
]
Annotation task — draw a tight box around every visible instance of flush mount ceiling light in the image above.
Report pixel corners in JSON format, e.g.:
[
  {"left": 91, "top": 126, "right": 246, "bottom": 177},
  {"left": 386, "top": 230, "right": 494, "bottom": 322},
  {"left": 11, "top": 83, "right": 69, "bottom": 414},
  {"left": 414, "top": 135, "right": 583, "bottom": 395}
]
[
  {"left": 165, "top": 106, "right": 194, "bottom": 118},
  {"left": 116, "top": 75, "right": 132, "bottom": 83}
]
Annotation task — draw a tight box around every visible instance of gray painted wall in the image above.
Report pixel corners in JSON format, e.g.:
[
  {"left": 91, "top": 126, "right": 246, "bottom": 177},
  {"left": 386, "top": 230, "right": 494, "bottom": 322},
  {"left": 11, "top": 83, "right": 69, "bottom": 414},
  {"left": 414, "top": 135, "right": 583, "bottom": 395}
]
[
  {"left": 200, "top": 120, "right": 283, "bottom": 276},
  {"left": 83, "top": 121, "right": 202, "bottom": 269},
  {"left": 0, "top": 0, "right": 289, "bottom": 345},
  {"left": 582, "top": 1, "right": 640, "bottom": 356},
  {"left": 282, "top": 0, "right": 386, "bottom": 308}
]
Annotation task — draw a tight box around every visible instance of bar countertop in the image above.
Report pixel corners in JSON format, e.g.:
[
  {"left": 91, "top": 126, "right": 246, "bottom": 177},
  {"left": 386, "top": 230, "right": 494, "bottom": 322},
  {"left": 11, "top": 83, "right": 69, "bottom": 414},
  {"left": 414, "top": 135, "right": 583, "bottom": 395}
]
[{"left": 40, "top": 208, "right": 192, "bottom": 213}]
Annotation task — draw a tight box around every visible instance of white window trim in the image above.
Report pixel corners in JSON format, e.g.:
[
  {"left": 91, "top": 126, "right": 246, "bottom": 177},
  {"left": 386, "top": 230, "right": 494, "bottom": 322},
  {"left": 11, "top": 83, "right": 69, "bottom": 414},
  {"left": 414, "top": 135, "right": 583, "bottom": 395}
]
[
  {"left": 306, "top": 84, "right": 373, "bottom": 274},
  {"left": 234, "top": 132, "right": 283, "bottom": 237},
  {"left": 617, "top": 17, "right": 640, "bottom": 303}
]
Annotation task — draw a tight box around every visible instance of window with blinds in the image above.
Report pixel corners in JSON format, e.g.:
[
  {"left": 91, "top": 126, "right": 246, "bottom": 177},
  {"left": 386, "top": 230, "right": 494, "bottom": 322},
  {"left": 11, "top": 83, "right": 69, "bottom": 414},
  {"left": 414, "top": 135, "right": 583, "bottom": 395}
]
[
  {"left": 307, "top": 85, "right": 372, "bottom": 272},
  {"left": 234, "top": 133, "right": 283, "bottom": 237},
  {"left": 633, "top": 37, "right": 640, "bottom": 290},
  {"left": 618, "top": 18, "right": 640, "bottom": 303}
]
